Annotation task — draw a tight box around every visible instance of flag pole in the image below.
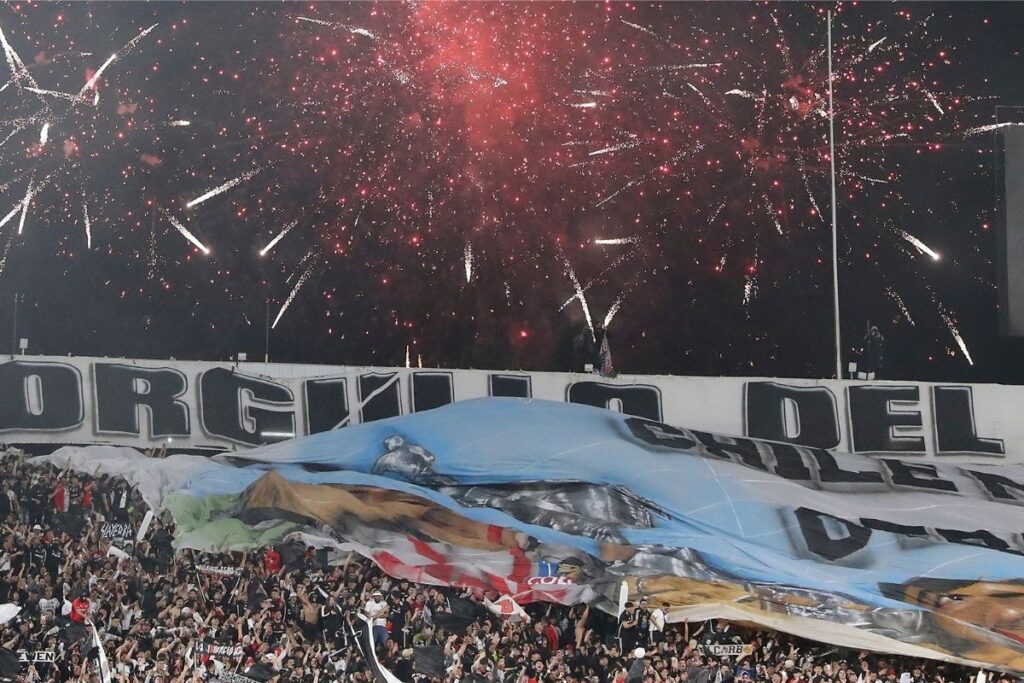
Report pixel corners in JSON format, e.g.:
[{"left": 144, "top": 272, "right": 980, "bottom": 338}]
[{"left": 827, "top": 10, "right": 843, "bottom": 380}]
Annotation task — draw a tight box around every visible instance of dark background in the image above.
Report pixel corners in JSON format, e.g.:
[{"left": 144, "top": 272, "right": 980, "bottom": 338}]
[{"left": 1, "top": 2, "right": 1023, "bottom": 382}]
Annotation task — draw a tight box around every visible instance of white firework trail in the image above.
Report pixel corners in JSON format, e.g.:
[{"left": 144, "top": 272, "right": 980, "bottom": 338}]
[
  {"left": 259, "top": 218, "right": 299, "bottom": 257},
  {"left": 288, "top": 248, "right": 317, "bottom": 284},
  {"left": 23, "top": 86, "right": 82, "bottom": 102},
  {"left": 867, "top": 37, "right": 887, "bottom": 53},
  {"left": 0, "top": 22, "right": 39, "bottom": 91},
  {"left": 186, "top": 167, "right": 262, "bottom": 208},
  {"left": 38, "top": 122, "right": 49, "bottom": 145},
  {"left": 82, "top": 200, "right": 92, "bottom": 249},
  {"left": 588, "top": 138, "right": 640, "bottom": 157},
  {"left": 940, "top": 310, "right": 973, "bottom": 366},
  {"left": 463, "top": 241, "right": 473, "bottom": 283},
  {"left": 16, "top": 191, "right": 29, "bottom": 235},
  {"left": 0, "top": 123, "right": 25, "bottom": 149},
  {"left": 78, "top": 24, "right": 158, "bottom": 97},
  {"left": 0, "top": 175, "right": 22, "bottom": 194},
  {"left": 885, "top": 286, "right": 915, "bottom": 325},
  {"left": 298, "top": 17, "right": 376, "bottom": 39},
  {"left": 558, "top": 245, "right": 641, "bottom": 312},
  {"left": 273, "top": 256, "right": 318, "bottom": 329},
  {"left": 799, "top": 164, "right": 825, "bottom": 225},
  {"left": 15, "top": 175, "right": 40, "bottom": 235},
  {"left": 594, "top": 236, "right": 640, "bottom": 246},
  {"left": 898, "top": 229, "right": 941, "bottom": 260},
  {"left": 595, "top": 177, "right": 641, "bottom": 208},
  {"left": 0, "top": 230, "right": 13, "bottom": 277},
  {"left": 563, "top": 257, "right": 595, "bottom": 340},
  {"left": 572, "top": 102, "right": 598, "bottom": 109},
  {"left": 686, "top": 82, "right": 714, "bottom": 109},
  {"left": 743, "top": 274, "right": 757, "bottom": 307},
  {"left": 964, "top": 121, "right": 1024, "bottom": 137},
  {"left": 603, "top": 293, "right": 625, "bottom": 328},
  {"left": 725, "top": 89, "right": 758, "bottom": 99},
  {"left": 923, "top": 90, "right": 944, "bottom": 116},
  {"left": 169, "top": 120, "right": 191, "bottom": 127},
  {"left": 0, "top": 201, "right": 21, "bottom": 230},
  {"left": 765, "top": 197, "right": 783, "bottom": 235},
  {"left": 621, "top": 20, "right": 661, "bottom": 39},
  {"left": 643, "top": 63, "right": 722, "bottom": 72},
  {"left": 593, "top": 236, "right": 638, "bottom": 246},
  {"left": 706, "top": 200, "right": 727, "bottom": 227},
  {"left": 159, "top": 206, "right": 210, "bottom": 254}
]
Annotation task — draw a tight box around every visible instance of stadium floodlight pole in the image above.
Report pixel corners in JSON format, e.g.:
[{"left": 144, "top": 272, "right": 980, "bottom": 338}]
[{"left": 827, "top": 10, "right": 843, "bottom": 380}]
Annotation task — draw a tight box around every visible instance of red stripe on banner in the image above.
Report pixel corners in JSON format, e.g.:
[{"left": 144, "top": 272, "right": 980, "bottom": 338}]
[
  {"left": 510, "top": 547, "right": 532, "bottom": 581},
  {"left": 482, "top": 571, "right": 513, "bottom": 594},
  {"left": 408, "top": 535, "right": 447, "bottom": 565},
  {"left": 424, "top": 563, "right": 456, "bottom": 584},
  {"left": 487, "top": 524, "right": 503, "bottom": 544},
  {"left": 374, "top": 551, "right": 404, "bottom": 575}
]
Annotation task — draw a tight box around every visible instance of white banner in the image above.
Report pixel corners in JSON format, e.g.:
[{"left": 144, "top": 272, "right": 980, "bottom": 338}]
[{"left": 0, "top": 355, "right": 1016, "bottom": 462}]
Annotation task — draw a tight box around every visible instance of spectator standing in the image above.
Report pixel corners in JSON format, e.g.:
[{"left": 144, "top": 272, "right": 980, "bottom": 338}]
[
  {"left": 619, "top": 601, "right": 639, "bottom": 653},
  {"left": 365, "top": 588, "right": 390, "bottom": 646}
]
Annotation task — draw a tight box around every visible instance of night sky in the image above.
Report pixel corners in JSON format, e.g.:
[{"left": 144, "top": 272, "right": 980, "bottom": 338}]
[{"left": 1, "top": 1, "right": 1024, "bottom": 382}]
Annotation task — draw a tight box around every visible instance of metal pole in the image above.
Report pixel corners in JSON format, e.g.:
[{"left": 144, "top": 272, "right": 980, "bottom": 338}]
[
  {"left": 10, "top": 293, "right": 17, "bottom": 356},
  {"left": 827, "top": 11, "right": 843, "bottom": 380},
  {"left": 264, "top": 299, "right": 270, "bottom": 363}
]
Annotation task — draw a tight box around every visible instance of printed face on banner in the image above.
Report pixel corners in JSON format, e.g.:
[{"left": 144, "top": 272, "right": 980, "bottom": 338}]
[{"left": 50, "top": 398, "right": 1024, "bottom": 673}]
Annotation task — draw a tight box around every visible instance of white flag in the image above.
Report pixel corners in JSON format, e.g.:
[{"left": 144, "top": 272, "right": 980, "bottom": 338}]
[
  {"left": 485, "top": 595, "right": 531, "bottom": 623},
  {"left": 617, "top": 580, "right": 629, "bottom": 618},
  {"left": 0, "top": 603, "right": 20, "bottom": 624}
]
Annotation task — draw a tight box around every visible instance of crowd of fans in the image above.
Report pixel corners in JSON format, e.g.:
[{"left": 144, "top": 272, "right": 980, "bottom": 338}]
[{"left": 0, "top": 452, "right": 1015, "bottom": 683}]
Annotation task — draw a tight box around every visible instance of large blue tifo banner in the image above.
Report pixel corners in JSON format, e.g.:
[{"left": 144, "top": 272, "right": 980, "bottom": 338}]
[{"left": 39, "top": 398, "right": 1024, "bottom": 672}]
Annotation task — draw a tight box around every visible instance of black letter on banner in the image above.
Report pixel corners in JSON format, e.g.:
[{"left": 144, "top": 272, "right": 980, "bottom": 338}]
[
  {"left": 566, "top": 382, "right": 662, "bottom": 421},
  {"left": 200, "top": 368, "right": 295, "bottom": 446},
  {"left": 624, "top": 417, "right": 697, "bottom": 451},
  {"left": 936, "top": 528, "right": 1010, "bottom": 553},
  {"left": 932, "top": 386, "right": 1004, "bottom": 456},
  {"left": 794, "top": 507, "right": 871, "bottom": 561},
  {"left": 358, "top": 372, "right": 401, "bottom": 423},
  {"left": 966, "top": 469, "right": 1024, "bottom": 504},
  {"left": 744, "top": 382, "right": 840, "bottom": 449},
  {"left": 411, "top": 372, "right": 454, "bottom": 412},
  {"left": 860, "top": 518, "right": 928, "bottom": 539},
  {"left": 764, "top": 443, "right": 814, "bottom": 482},
  {"left": 848, "top": 386, "right": 925, "bottom": 454},
  {"left": 806, "top": 448, "right": 884, "bottom": 485},
  {"left": 94, "top": 364, "right": 189, "bottom": 437},
  {"left": 0, "top": 361, "right": 83, "bottom": 431},
  {"left": 488, "top": 374, "right": 532, "bottom": 399},
  {"left": 880, "top": 458, "right": 957, "bottom": 492},
  {"left": 692, "top": 431, "right": 769, "bottom": 472},
  {"left": 304, "top": 377, "right": 348, "bottom": 435}
]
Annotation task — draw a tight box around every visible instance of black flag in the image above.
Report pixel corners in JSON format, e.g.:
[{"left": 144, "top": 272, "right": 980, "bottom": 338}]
[
  {"left": 413, "top": 647, "right": 445, "bottom": 679},
  {"left": 432, "top": 597, "right": 478, "bottom": 633},
  {"left": 243, "top": 663, "right": 276, "bottom": 682},
  {"left": 0, "top": 649, "right": 19, "bottom": 680},
  {"left": 357, "top": 614, "right": 402, "bottom": 683}
]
